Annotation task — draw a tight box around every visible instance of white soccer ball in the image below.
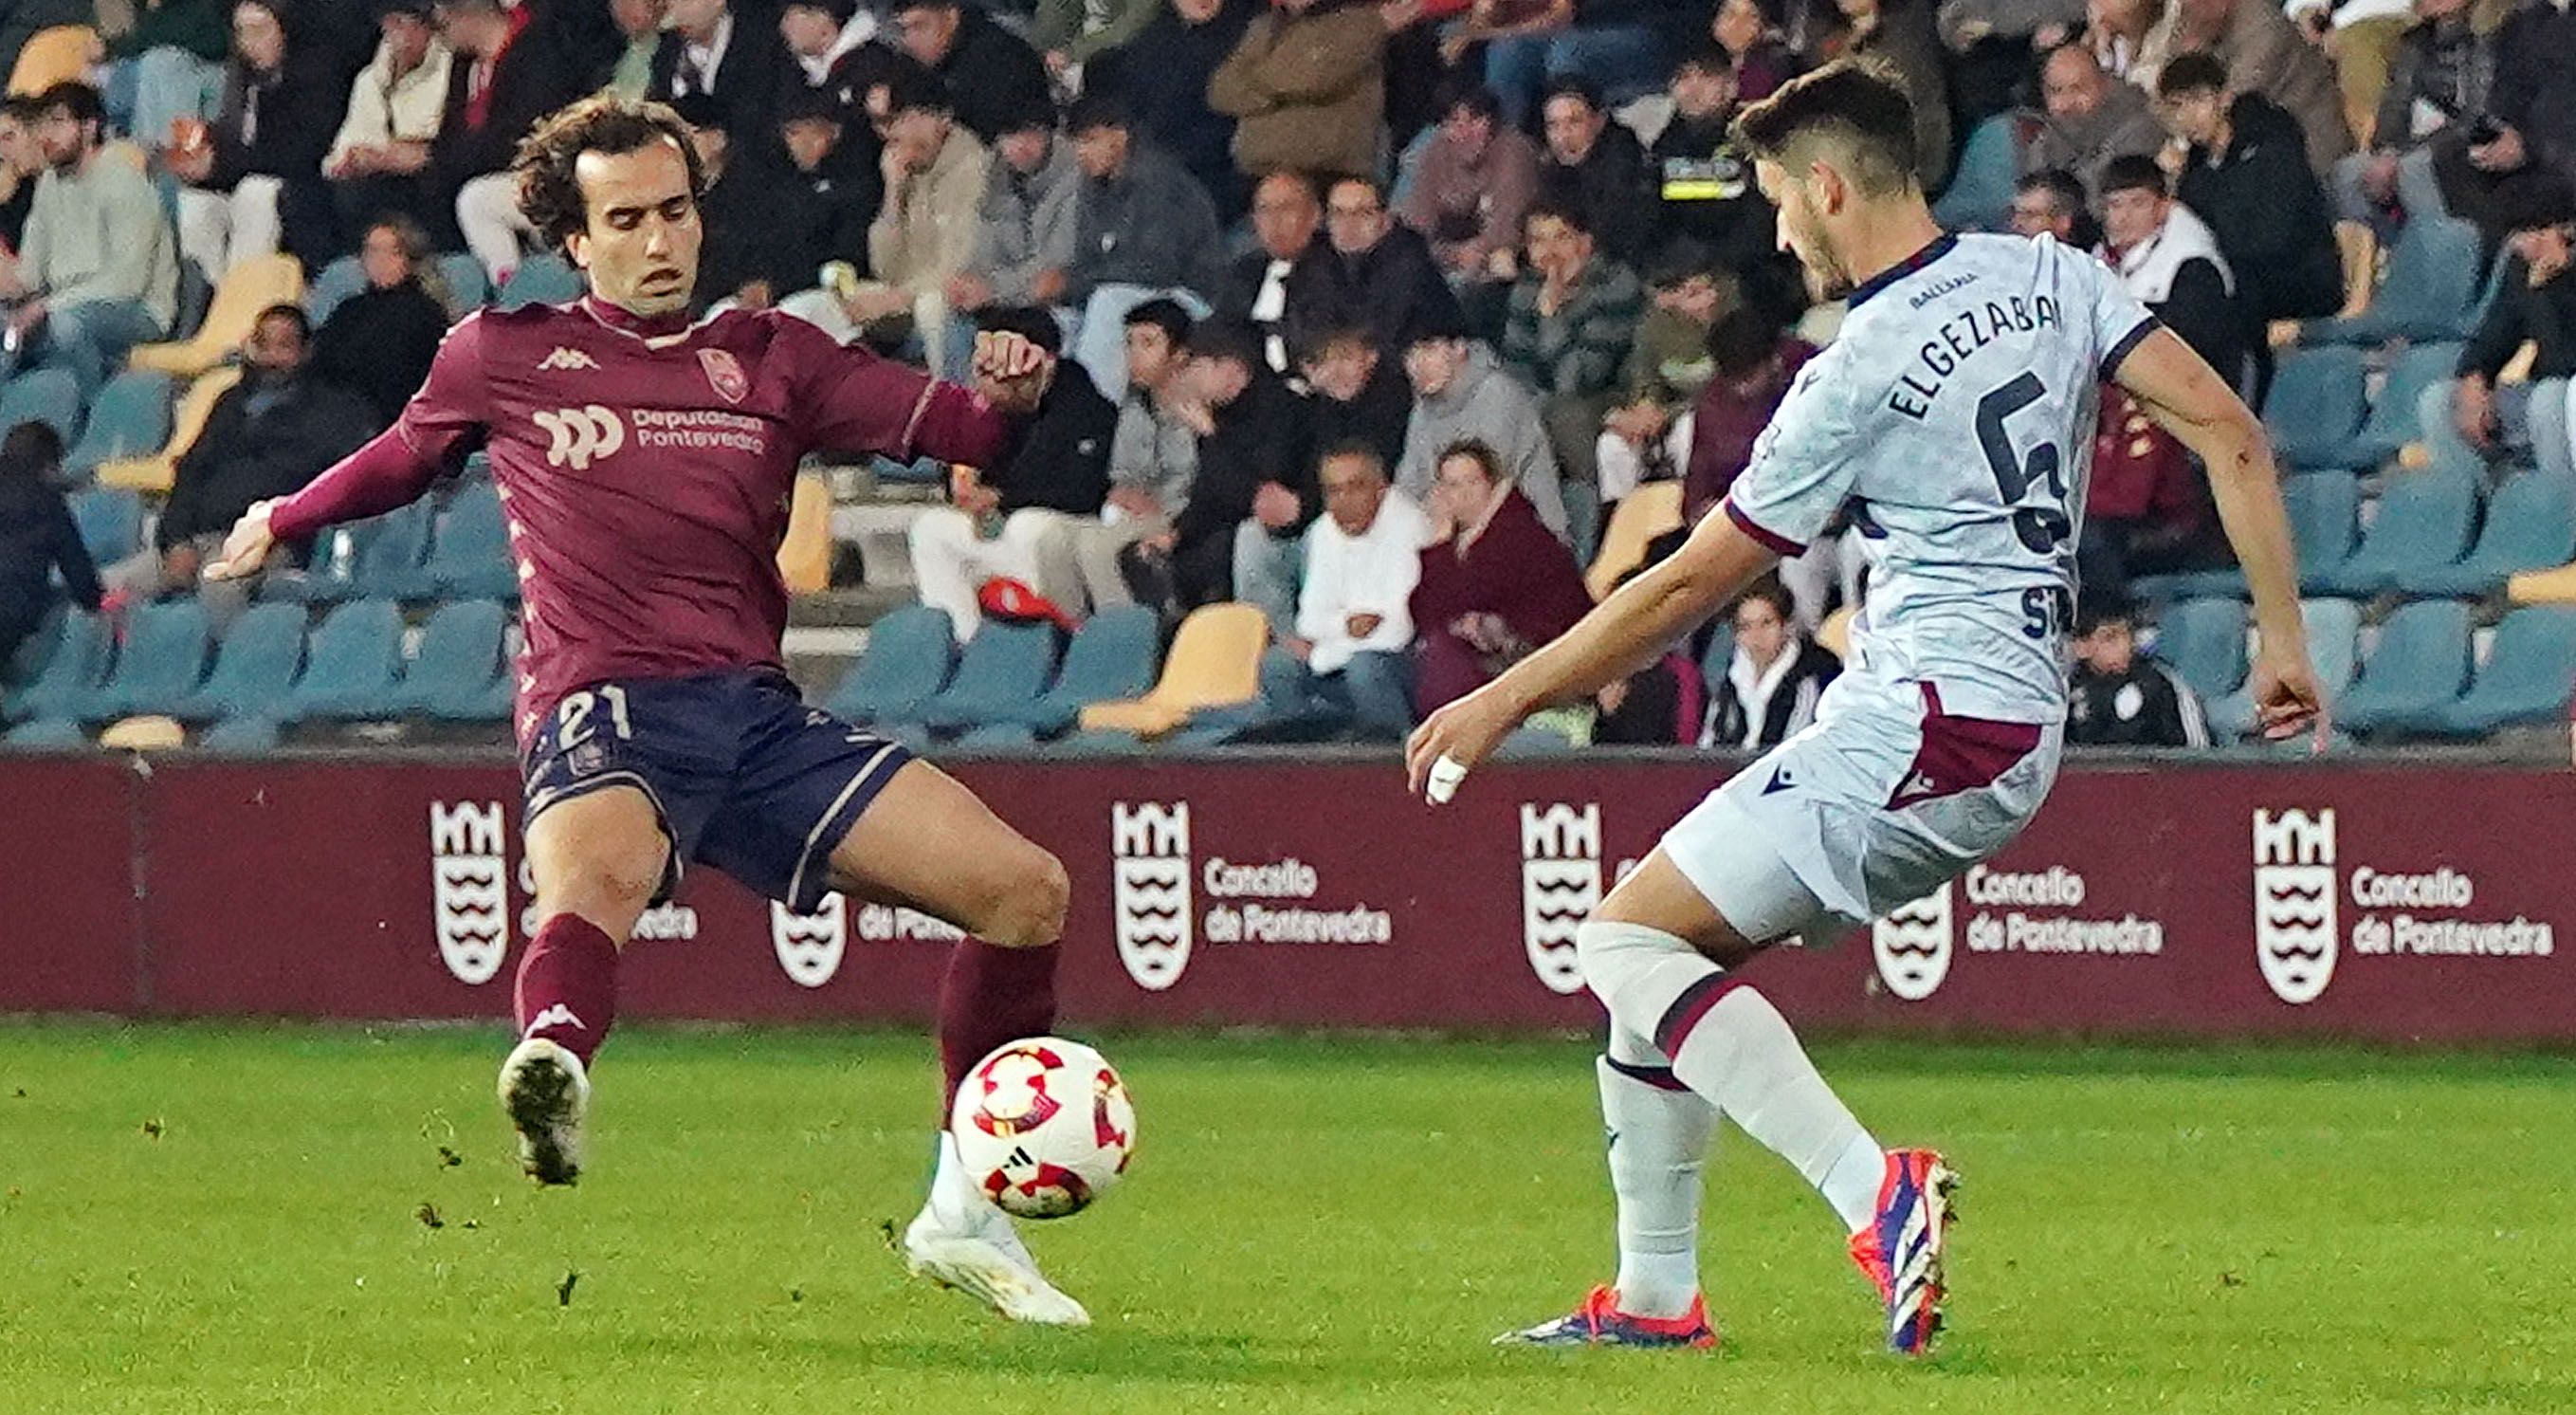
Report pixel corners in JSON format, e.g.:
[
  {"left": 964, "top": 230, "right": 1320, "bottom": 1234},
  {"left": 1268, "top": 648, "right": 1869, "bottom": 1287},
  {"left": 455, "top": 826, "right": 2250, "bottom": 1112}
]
[{"left": 948, "top": 1037, "right": 1135, "bottom": 1220}]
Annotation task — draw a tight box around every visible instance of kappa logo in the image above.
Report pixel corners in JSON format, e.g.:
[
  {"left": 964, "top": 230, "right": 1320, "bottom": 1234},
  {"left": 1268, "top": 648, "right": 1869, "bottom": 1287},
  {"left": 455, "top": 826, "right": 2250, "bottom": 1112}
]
[
  {"left": 1519, "top": 803, "right": 1601, "bottom": 995},
  {"left": 526, "top": 1003, "right": 584, "bottom": 1033},
  {"left": 2253, "top": 808, "right": 2336, "bottom": 1004},
  {"left": 1872, "top": 886, "right": 1954, "bottom": 1002},
  {"left": 1110, "top": 802, "right": 1192, "bottom": 990},
  {"left": 537, "top": 346, "right": 600, "bottom": 372},
  {"left": 429, "top": 800, "right": 510, "bottom": 985},
  {"left": 534, "top": 405, "right": 625, "bottom": 469},
  {"left": 770, "top": 896, "right": 848, "bottom": 988}
]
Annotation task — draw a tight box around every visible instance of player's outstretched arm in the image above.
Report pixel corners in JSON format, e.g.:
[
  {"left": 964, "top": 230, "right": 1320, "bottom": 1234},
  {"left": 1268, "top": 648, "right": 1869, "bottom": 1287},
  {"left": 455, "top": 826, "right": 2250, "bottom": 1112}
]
[
  {"left": 1405, "top": 510, "right": 1778, "bottom": 796},
  {"left": 2113, "top": 325, "right": 2325, "bottom": 743},
  {"left": 204, "top": 428, "right": 447, "bottom": 580}
]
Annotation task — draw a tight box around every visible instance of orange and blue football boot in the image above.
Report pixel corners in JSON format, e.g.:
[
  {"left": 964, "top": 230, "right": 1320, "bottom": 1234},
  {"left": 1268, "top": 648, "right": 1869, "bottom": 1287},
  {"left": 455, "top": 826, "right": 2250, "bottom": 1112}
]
[
  {"left": 1847, "top": 1148, "right": 1957, "bottom": 1356},
  {"left": 1494, "top": 1285, "right": 1718, "bottom": 1350}
]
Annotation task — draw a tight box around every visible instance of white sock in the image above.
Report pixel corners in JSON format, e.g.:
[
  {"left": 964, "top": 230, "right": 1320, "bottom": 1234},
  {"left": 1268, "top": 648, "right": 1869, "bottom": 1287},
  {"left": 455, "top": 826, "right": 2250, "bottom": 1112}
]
[
  {"left": 1817, "top": 1133, "right": 1890, "bottom": 1235},
  {"left": 1578, "top": 921, "right": 1882, "bottom": 1234},
  {"left": 1598, "top": 1034, "right": 1716, "bottom": 1318}
]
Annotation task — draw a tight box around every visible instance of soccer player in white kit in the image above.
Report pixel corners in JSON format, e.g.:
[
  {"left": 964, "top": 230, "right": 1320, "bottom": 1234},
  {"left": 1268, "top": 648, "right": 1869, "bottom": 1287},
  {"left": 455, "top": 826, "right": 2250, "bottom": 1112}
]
[{"left": 1408, "top": 63, "right": 2326, "bottom": 1356}]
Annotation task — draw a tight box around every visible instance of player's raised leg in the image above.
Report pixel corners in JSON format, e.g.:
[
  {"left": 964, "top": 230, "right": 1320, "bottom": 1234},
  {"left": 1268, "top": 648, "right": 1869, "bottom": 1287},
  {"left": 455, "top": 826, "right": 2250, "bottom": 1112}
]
[
  {"left": 820, "top": 759, "right": 1087, "bottom": 1326},
  {"left": 502, "top": 784, "right": 671, "bottom": 1185}
]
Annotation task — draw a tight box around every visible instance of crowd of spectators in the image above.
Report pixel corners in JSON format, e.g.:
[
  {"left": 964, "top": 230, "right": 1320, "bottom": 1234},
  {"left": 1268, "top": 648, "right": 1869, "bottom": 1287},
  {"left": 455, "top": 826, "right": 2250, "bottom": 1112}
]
[{"left": 5, "top": 0, "right": 2573, "bottom": 751}]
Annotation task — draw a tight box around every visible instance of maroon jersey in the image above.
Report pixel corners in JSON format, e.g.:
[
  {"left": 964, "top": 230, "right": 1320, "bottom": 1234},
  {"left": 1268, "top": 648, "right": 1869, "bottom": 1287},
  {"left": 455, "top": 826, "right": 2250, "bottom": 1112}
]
[{"left": 268, "top": 297, "right": 1018, "bottom": 741}]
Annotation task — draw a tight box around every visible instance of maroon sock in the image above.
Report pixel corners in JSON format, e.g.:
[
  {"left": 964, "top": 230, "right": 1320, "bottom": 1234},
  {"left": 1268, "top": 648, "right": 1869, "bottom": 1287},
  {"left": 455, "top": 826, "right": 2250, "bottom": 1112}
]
[
  {"left": 938, "top": 938, "right": 1061, "bottom": 1109},
  {"left": 513, "top": 913, "right": 622, "bottom": 1068}
]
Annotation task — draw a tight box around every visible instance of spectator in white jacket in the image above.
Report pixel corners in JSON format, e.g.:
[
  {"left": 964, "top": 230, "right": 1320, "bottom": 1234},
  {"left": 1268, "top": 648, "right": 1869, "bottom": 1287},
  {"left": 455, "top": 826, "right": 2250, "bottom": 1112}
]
[
  {"left": 323, "top": 1, "right": 453, "bottom": 248},
  {"left": 1291, "top": 439, "right": 1430, "bottom": 741}
]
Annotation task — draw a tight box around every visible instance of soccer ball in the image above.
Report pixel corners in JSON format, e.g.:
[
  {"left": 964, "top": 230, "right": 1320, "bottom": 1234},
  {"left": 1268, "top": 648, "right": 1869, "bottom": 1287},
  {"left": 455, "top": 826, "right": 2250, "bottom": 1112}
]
[{"left": 948, "top": 1037, "right": 1136, "bottom": 1220}]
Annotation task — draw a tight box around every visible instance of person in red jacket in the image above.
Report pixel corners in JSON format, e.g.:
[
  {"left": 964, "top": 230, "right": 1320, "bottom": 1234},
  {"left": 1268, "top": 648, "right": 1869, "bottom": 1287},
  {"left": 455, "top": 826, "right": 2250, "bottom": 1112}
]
[{"left": 1409, "top": 435, "right": 1592, "bottom": 714}]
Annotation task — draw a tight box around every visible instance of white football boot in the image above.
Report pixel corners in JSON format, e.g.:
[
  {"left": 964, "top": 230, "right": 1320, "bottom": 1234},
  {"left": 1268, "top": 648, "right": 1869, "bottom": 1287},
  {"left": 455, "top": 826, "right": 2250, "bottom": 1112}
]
[
  {"left": 902, "top": 1132, "right": 1090, "bottom": 1326},
  {"left": 497, "top": 1036, "right": 591, "bottom": 1185}
]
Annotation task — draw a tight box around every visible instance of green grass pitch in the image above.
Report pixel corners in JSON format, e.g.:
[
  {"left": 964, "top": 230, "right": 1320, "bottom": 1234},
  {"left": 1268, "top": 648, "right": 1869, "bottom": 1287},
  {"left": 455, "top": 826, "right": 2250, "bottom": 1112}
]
[{"left": 1, "top": 1023, "right": 2570, "bottom": 1413}]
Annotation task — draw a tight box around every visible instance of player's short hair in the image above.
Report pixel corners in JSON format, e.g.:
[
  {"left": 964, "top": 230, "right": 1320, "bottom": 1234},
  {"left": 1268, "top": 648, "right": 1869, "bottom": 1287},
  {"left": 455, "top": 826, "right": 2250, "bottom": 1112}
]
[
  {"left": 1729, "top": 60, "right": 1919, "bottom": 199},
  {"left": 974, "top": 303, "right": 1064, "bottom": 358},
  {"left": 1122, "top": 297, "right": 1194, "bottom": 349},
  {"left": 514, "top": 96, "right": 711, "bottom": 253},
  {"left": 2098, "top": 153, "right": 2167, "bottom": 199},
  {"left": 1436, "top": 75, "right": 1500, "bottom": 123},
  {"left": 34, "top": 80, "right": 101, "bottom": 127},
  {"left": 1525, "top": 197, "right": 1591, "bottom": 238},
  {"left": 1733, "top": 572, "right": 1796, "bottom": 623},
  {"left": 1707, "top": 304, "right": 1785, "bottom": 378},
  {"left": 2492, "top": 170, "right": 2576, "bottom": 232},
  {"left": 253, "top": 303, "right": 310, "bottom": 340},
  {"left": 1434, "top": 436, "right": 1506, "bottom": 485},
  {"left": 1066, "top": 89, "right": 1128, "bottom": 137},
  {"left": 2155, "top": 51, "right": 2229, "bottom": 101},
  {"left": 1540, "top": 76, "right": 1604, "bottom": 115},
  {"left": 1317, "top": 436, "right": 1387, "bottom": 475}
]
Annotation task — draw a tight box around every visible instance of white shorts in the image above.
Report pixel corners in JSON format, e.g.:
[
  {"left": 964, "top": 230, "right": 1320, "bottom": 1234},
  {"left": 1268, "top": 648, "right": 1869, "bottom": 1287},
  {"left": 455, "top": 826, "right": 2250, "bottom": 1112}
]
[{"left": 1663, "top": 675, "right": 2063, "bottom": 945}]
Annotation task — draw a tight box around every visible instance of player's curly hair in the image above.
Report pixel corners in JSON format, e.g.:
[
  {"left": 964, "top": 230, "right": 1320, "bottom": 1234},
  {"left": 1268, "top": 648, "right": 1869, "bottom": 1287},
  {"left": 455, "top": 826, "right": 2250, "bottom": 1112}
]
[{"left": 513, "top": 95, "right": 709, "bottom": 253}]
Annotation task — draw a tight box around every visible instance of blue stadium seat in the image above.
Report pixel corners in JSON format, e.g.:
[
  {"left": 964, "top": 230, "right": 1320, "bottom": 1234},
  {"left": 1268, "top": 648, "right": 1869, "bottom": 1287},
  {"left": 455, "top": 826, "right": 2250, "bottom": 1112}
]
[
  {"left": 1167, "top": 646, "right": 1347, "bottom": 745},
  {"left": 2303, "top": 214, "right": 2485, "bottom": 345},
  {"left": 2325, "top": 342, "right": 2461, "bottom": 471},
  {"left": 67, "top": 487, "right": 143, "bottom": 567},
  {"left": 64, "top": 370, "right": 174, "bottom": 480},
  {"left": 2397, "top": 472, "right": 2576, "bottom": 597},
  {"left": 199, "top": 715, "right": 280, "bottom": 753},
  {"left": 174, "top": 601, "right": 304, "bottom": 723},
  {"left": 2288, "top": 473, "right": 2364, "bottom": 595},
  {"left": 822, "top": 604, "right": 955, "bottom": 724},
  {"left": 1495, "top": 724, "right": 1580, "bottom": 756},
  {"left": 265, "top": 502, "right": 433, "bottom": 603},
  {"left": 0, "top": 367, "right": 86, "bottom": 444},
  {"left": 394, "top": 598, "right": 511, "bottom": 720},
  {"left": 1696, "top": 623, "right": 1738, "bottom": 698},
  {"left": 439, "top": 252, "right": 492, "bottom": 309},
  {"left": 907, "top": 620, "right": 1059, "bottom": 734},
  {"left": 2305, "top": 463, "right": 2477, "bottom": 597},
  {"left": 995, "top": 603, "right": 1160, "bottom": 736},
  {"left": 389, "top": 482, "right": 516, "bottom": 600},
  {"left": 2336, "top": 598, "right": 2473, "bottom": 734},
  {"left": 304, "top": 254, "right": 366, "bottom": 323},
  {"left": 6, "top": 608, "right": 111, "bottom": 722},
  {"left": 79, "top": 599, "right": 210, "bottom": 722},
  {"left": 2425, "top": 606, "right": 2576, "bottom": 735},
  {"left": 2151, "top": 597, "right": 2247, "bottom": 703},
  {"left": 2209, "top": 597, "right": 2361, "bottom": 740},
  {"left": 1929, "top": 115, "right": 2019, "bottom": 233},
  {"left": 4, "top": 717, "right": 85, "bottom": 748},
  {"left": 498, "top": 253, "right": 585, "bottom": 308},
  {"left": 2263, "top": 347, "right": 2368, "bottom": 472},
  {"left": 278, "top": 598, "right": 406, "bottom": 723}
]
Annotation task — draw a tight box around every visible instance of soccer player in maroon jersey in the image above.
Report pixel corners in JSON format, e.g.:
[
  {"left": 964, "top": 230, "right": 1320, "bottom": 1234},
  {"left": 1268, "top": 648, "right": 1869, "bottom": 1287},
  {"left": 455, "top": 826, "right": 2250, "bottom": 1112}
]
[{"left": 204, "top": 97, "right": 1091, "bottom": 1325}]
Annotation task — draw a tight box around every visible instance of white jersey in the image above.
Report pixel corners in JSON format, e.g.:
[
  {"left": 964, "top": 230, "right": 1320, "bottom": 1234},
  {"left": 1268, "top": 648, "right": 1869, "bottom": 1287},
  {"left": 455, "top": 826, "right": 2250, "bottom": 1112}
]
[{"left": 1723, "top": 232, "right": 2157, "bottom": 724}]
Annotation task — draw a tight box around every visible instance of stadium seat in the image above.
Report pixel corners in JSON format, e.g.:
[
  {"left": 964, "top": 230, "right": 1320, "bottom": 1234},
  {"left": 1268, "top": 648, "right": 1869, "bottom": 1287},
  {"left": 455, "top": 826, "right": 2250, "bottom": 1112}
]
[
  {"left": 7, "top": 26, "right": 99, "bottom": 96},
  {"left": 2263, "top": 347, "right": 2367, "bottom": 472},
  {"left": 64, "top": 369, "right": 174, "bottom": 479},
  {"left": 173, "top": 601, "right": 304, "bottom": 723},
  {"left": 822, "top": 603, "right": 956, "bottom": 724},
  {"left": 94, "top": 365, "right": 242, "bottom": 494},
  {"left": 394, "top": 598, "right": 511, "bottom": 720},
  {"left": 1585, "top": 481, "right": 1684, "bottom": 600},
  {"left": 2416, "top": 605, "right": 2576, "bottom": 735},
  {"left": 3, "top": 717, "right": 84, "bottom": 748},
  {"left": 1169, "top": 646, "right": 1353, "bottom": 744},
  {"left": 2267, "top": 222, "right": 2377, "bottom": 349},
  {"left": 264, "top": 501, "right": 434, "bottom": 603},
  {"left": 278, "top": 598, "right": 406, "bottom": 723},
  {"left": 1696, "top": 622, "right": 1737, "bottom": 698},
  {"left": 498, "top": 253, "right": 585, "bottom": 308},
  {"left": 66, "top": 487, "right": 143, "bottom": 566},
  {"left": 5, "top": 609, "right": 111, "bottom": 723},
  {"left": 2288, "top": 473, "right": 2364, "bottom": 595},
  {"left": 0, "top": 367, "right": 85, "bottom": 444},
  {"left": 304, "top": 255, "right": 366, "bottom": 324},
  {"left": 97, "top": 714, "right": 184, "bottom": 750},
  {"left": 1495, "top": 723, "right": 1580, "bottom": 756},
  {"left": 127, "top": 254, "right": 304, "bottom": 378},
  {"left": 2302, "top": 214, "right": 2484, "bottom": 345},
  {"left": 1928, "top": 114, "right": 2021, "bottom": 233},
  {"left": 2401, "top": 473, "right": 2576, "bottom": 597},
  {"left": 2152, "top": 597, "right": 2247, "bottom": 703},
  {"left": 2208, "top": 597, "right": 2360, "bottom": 739},
  {"left": 78, "top": 599, "right": 210, "bottom": 722},
  {"left": 2305, "top": 462, "right": 2476, "bottom": 597},
  {"left": 389, "top": 481, "right": 517, "bottom": 600},
  {"left": 439, "top": 253, "right": 493, "bottom": 310},
  {"left": 2325, "top": 342, "right": 2461, "bottom": 471},
  {"left": 199, "top": 715, "right": 280, "bottom": 752},
  {"left": 904, "top": 620, "right": 1060, "bottom": 734},
  {"left": 1078, "top": 602, "right": 1266, "bottom": 738},
  {"left": 2335, "top": 598, "right": 2473, "bottom": 735},
  {"left": 996, "top": 603, "right": 1160, "bottom": 736}
]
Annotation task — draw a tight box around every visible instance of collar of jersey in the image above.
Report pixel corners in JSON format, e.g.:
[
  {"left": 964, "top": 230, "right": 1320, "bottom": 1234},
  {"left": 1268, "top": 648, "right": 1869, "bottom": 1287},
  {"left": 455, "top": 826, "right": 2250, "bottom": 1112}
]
[
  {"left": 1843, "top": 232, "right": 1960, "bottom": 311},
  {"left": 579, "top": 295, "right": 705, "bottom": 346}
]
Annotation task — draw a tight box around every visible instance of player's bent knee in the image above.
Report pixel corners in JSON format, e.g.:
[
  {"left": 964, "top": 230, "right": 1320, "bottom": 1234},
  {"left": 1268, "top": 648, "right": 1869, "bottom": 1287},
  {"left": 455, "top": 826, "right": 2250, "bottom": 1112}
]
[{"left": 976, "top": 848, "right": 1070, "bottom": 948}]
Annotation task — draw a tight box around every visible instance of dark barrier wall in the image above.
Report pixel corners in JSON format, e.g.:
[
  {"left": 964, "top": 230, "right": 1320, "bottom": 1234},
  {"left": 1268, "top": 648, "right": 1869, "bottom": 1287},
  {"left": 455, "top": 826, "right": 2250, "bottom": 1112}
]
[{"left": 5, "top": 755, "right": 2568, "bottom": 1042}]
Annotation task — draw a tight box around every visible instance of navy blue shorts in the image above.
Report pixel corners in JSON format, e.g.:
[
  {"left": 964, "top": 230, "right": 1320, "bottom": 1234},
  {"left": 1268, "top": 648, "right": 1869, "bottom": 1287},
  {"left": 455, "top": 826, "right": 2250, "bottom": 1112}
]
[{"left": 521, "top": 671, "right": 914, "bottom": 911}]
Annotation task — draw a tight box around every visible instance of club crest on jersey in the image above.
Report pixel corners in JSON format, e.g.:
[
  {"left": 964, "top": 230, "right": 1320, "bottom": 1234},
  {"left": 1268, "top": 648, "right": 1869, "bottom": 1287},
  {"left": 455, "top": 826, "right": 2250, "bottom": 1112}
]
[{"left": 700, "top": 348, "right": 748, "bottom": 403}]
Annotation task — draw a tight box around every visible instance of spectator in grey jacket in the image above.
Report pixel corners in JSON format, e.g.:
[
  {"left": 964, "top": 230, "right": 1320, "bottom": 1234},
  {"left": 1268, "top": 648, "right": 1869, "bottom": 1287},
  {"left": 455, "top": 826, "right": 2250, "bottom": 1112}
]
[
  {"left": 1397, "top": 304, "right": 1568, "bottom": 546},
  {"left": 2023, "top": 43, "right": 2168, "bottom": 197},
  {"left": 951, "top": 99, "right": 1081, "bottom": 322},
  {"left": 1074, "top": 297, "right": 1202, "bottom": 612},
  {"left": 0, "top": 83, "right": 180, "bottom": 400},
  {"left": 1500, "top": 199, "right": 1642, "bottom": 563},
  {"left": 1062, "top": 90, "right": 1226, "bottom": 401}
]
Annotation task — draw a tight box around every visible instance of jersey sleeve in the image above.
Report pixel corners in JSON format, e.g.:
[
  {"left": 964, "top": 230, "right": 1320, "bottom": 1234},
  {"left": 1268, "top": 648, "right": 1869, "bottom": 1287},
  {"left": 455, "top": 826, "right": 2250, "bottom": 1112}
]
[
  {"left": 1720, "top": 354, "right": 1867, "bottom": 557},
  {"left": 2078, "top": 246, "right": 2162, "bottom": 381},
  {"left": 777, "top": 314, "right": 1016, "bottom": 469},
  {"left": 268, "top": 314, "right": 489, "bottom": 542}
]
